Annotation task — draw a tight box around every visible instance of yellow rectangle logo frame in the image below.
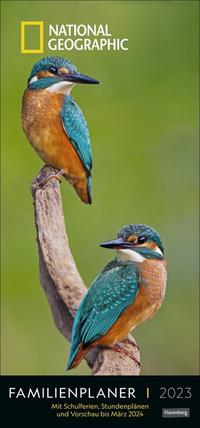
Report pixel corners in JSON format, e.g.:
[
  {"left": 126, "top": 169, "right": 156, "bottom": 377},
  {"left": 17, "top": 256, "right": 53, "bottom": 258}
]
[{"left": 21, "top": 21, "right": 44, "bottom": 54}]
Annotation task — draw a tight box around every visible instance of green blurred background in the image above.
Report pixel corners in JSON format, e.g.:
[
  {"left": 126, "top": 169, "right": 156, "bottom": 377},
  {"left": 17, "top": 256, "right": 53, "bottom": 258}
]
[{"left": 1, "top": 1, "right": 199, "bottom": 375}]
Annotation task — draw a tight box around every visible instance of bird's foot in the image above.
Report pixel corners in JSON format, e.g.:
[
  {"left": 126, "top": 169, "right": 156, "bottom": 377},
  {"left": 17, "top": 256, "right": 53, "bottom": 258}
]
[
  {"left": 37, "top": 169, "right": 65, "bottom": 187},
  {"left": 122, "top": 337, "right": 139, "bottom": 351},
  {"left": 105, "top": 344, "right": 140, "bottom": 367}
]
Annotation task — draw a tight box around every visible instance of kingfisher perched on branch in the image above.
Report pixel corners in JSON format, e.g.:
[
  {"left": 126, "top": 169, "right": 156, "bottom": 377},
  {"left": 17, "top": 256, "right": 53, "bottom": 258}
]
[
  {"left": 67, "top": 224, "right": 167, "bottom": 369},
  {"left": 22, "top": 56, "right": 99, "bottom": 204}
]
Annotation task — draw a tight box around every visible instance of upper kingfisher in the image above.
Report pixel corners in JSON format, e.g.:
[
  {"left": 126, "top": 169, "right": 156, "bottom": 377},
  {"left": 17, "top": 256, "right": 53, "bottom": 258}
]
[
  {"left": 21, "top": 56, "right": 99, "bottom": 204},
  {"left": 67, "top": 224, "right": 167, "bottom": 369}
]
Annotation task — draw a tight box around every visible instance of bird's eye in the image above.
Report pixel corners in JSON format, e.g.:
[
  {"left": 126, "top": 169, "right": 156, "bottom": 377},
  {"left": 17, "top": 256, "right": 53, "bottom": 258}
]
[
  {"left": 138, "top": 236, "right": 147, "bottom": 244},
  {"left": 49, "top": 66, "right": 57, "bottom": 74}
]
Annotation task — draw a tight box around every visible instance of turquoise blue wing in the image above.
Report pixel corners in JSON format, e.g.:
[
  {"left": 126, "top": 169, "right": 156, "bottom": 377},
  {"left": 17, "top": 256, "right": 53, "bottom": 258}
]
[
  {"left": 60, "top": 95, "right": 92, "bottom": 173},
  {"left": 67, "top": 260, "right": 139, "bottom": 368}
]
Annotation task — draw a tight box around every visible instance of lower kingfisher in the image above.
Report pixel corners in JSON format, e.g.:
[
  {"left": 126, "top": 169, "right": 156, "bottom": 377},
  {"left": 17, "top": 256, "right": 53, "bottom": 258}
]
[
  {"left": 67, "top": 224, "right": 167, "bottom": 369},
  {"left": 21, "top": 56, "right": 99, "bottom": 204}
]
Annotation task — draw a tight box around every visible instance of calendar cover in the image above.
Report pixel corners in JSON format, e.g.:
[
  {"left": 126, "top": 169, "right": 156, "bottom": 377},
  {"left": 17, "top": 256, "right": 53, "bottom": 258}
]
[{"left": 1, "top": 1, "right": 199, "bottom": 427}]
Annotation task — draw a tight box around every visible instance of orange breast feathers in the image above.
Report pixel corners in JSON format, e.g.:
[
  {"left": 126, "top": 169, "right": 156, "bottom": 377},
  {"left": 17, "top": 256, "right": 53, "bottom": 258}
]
[{"left": 21, "top": 89, "right": 89, "bottom": 202}]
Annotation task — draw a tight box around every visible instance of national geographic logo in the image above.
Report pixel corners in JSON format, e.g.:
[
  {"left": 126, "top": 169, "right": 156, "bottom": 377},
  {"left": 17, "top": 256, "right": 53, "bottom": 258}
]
[
  {"left": 20, "top": 21, "right": 128, "bottom": 53},
  {"left": 21, "top": 21, "right": 44, "bottom": 53}
]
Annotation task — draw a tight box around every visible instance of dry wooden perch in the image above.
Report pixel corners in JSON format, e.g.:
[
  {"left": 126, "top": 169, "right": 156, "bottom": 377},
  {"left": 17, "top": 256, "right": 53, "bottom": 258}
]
[{"left": 31, "top": 165, "right": 140, "bottom": 375}]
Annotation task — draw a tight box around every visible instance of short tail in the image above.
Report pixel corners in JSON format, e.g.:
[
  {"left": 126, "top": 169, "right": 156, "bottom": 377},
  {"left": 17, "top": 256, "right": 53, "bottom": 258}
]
[
  {"left": 87, "top": 175, "right": 92, "bottom": 204},
  {"left": 68, "top": 175, "right": 92, "bottom": 204},
  {"left": 67, "top": 343, "right": 91, "bottom": 370}
]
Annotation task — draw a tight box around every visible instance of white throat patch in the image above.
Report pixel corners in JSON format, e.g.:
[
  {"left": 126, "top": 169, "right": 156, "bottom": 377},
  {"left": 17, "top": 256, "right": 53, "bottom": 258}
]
[
  {"left": 47, "top": 81, "right": 75, "bottom": 95},
  {"left": 154, "top": 246, "right": 163, "bottom": 256},
  {"left": 117, "top": 249, "right": 145, "bottom": 263},
  {"left": 29, "top": 76, "right": 38, "bottom": 84}
]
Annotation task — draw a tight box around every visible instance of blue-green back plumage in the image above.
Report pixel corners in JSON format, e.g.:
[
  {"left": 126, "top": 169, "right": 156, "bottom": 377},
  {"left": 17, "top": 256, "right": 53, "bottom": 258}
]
[
  {"left": 61, "top": 96, "right": 92, "bottom": 172},
  {"left": 60, "top": 95, "right": 92, "bottom": 201},
  {"left": 67, "top": 259, "right": 139, "bottom": 369}
]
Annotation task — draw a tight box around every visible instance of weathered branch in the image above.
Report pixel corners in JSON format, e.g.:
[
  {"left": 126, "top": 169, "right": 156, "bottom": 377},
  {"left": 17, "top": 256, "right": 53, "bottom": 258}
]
[{"left": 31, "top": 165, "right": 140, "bottom": 375}]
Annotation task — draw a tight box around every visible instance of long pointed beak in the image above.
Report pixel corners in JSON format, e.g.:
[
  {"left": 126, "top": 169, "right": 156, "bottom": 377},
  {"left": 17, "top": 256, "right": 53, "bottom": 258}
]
[
  {"left": 62, "top": 71, "right": 100, "bottom": 84},
  {"left": 100, "top": 237, "right": 128, "bottom": 249}
]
